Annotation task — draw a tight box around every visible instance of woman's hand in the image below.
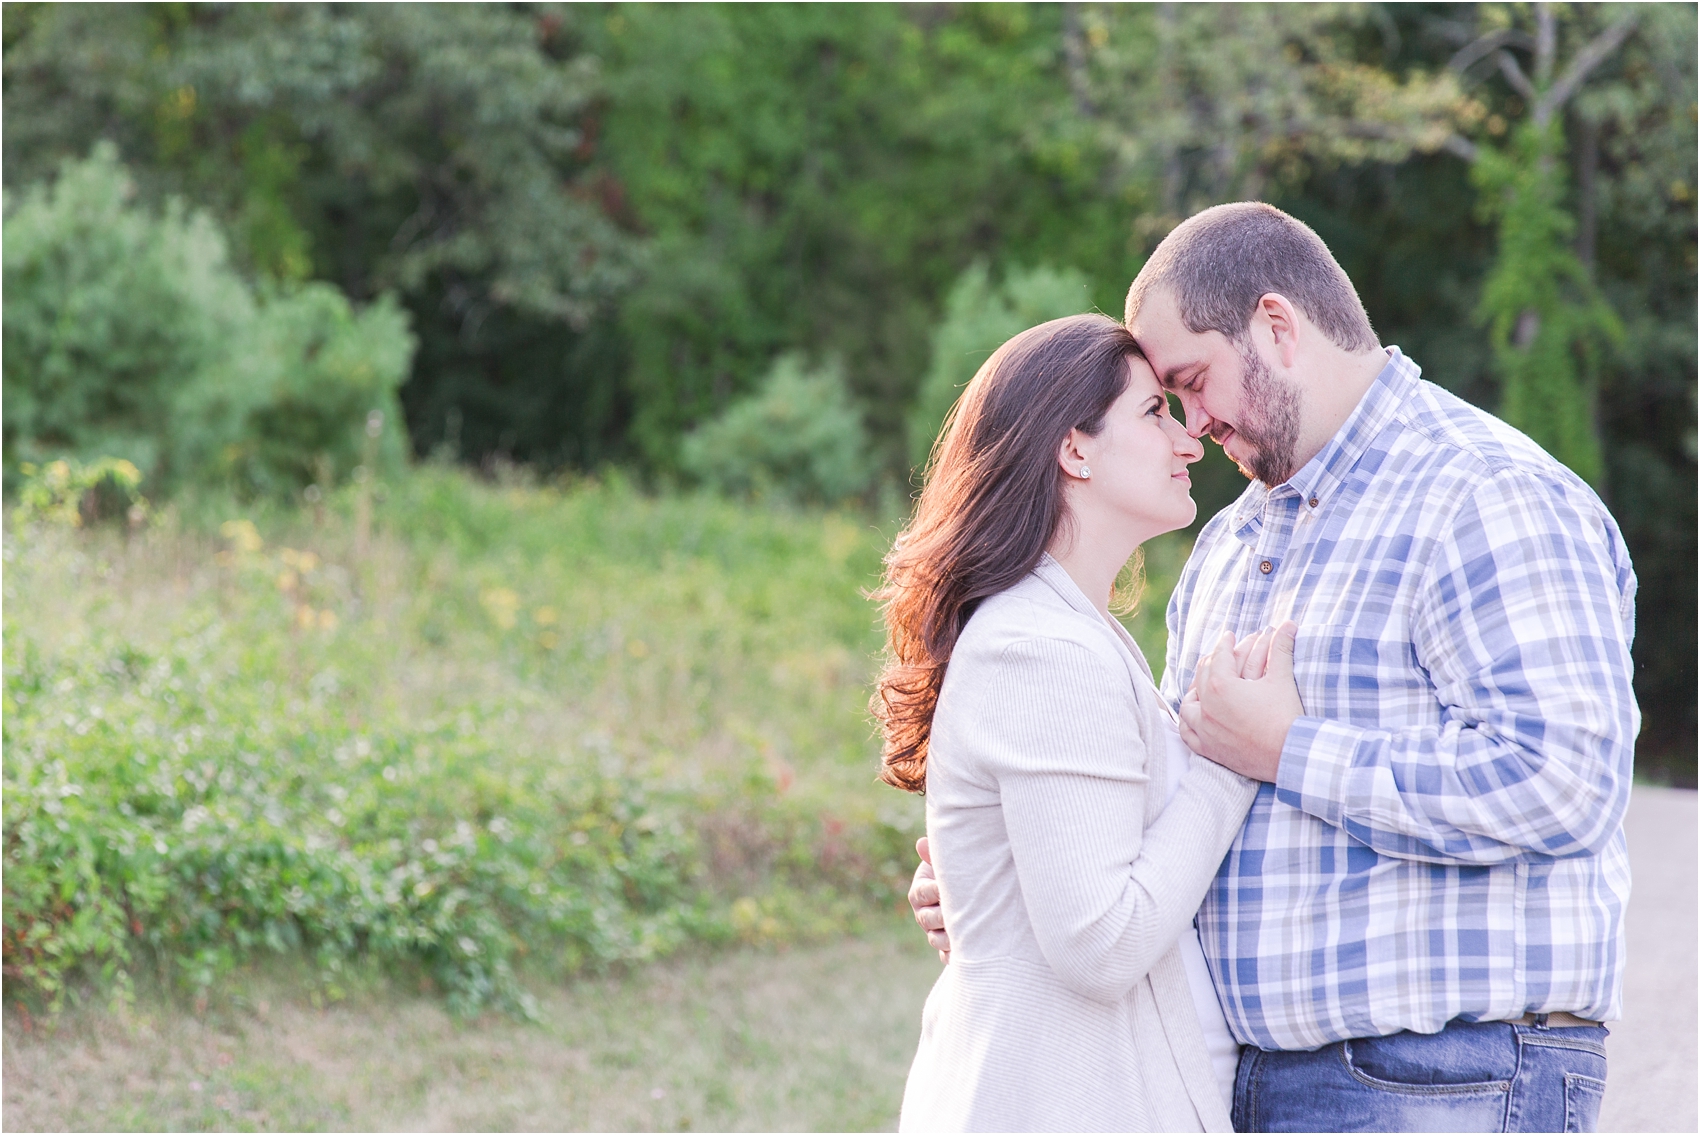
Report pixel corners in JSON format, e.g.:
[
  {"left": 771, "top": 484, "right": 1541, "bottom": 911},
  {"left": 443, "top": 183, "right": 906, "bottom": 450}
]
[
  {"left": 1179, "top": 621, "right": 1302, "bottom": 782},
  {"left": 909, "top": 837, "right": 951, "bottom": 963}
]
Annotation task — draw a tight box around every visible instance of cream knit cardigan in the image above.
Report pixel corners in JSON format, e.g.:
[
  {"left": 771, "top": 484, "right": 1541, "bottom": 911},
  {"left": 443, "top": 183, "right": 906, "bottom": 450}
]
[{"left": 898, "top": 555, "right": 1257, "bottom": 1134}]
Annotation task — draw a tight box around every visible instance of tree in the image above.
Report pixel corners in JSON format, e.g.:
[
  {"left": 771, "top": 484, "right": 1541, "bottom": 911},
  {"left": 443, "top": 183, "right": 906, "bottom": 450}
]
[
  {"left": 1448, "top": 4, "right": 1639, "bottom": 486},
  {"left": 1470, "top": 116, "right": 1620, "bottom": 486},
  {"left": 1075, "top": 3, "right": 1467, "bottom": 235},
  {"left": 583, "top": 4, "right": 1138, "bottom": 469},
  {"left": 3, "top": 2, "right": 635, "bottom": 468},
  {"left": 4, "top": 3, "right": 631, "bottom": 316}
]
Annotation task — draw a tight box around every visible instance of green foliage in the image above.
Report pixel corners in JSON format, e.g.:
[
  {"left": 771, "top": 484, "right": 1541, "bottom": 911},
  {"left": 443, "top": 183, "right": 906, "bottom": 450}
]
[
  {"left": 907, "top": 262, "right": 1095, "bottom": 473},
  {"left": 2, "top": 145, "right": 414, "bottom": 495},
  {"left": 1473, "top": 121, "right": 1621, "bottom": 487},
  {"left": 3, "top": 470, "right": 941, "bottom": 1016},
  {"left": 680, "top": 354, "right": 875, "bottom": 505},
  {"left": 12, "top": 457, "right": 149, "bottom": 531}
]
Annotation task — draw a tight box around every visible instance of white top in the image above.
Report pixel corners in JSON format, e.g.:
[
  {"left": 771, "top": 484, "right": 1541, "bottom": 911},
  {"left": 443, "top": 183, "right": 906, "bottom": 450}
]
[
  {"left": 1159, "top": 717, "right": 1243, "bottom": 1109},
  {"left": 899, "top": 556, "right": 1258, "bottom": 1133}
]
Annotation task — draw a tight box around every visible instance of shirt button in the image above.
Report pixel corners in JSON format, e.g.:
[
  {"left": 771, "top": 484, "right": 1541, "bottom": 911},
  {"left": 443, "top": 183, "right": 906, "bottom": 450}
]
[
  {"left": 1259, "top": 560, "right": 1273, "bottom": 574},
  {"left": 1308, "top": 496, "right": 1320, "bottom": 508}
]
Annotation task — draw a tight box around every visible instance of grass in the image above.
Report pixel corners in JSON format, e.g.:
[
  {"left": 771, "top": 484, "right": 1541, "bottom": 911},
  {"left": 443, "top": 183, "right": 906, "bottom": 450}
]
[
  {"left": 1, "top": 915, "right": 946, "bottom": 1132},
  {"left": 2, "top": 464, "right": 1189, "bottom": 1020}
]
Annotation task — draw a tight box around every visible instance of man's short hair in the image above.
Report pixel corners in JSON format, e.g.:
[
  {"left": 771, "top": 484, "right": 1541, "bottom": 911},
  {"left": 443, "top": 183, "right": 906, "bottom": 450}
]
[{"left": 1125, "top": 202, "right": 1378, "bottom": 353}]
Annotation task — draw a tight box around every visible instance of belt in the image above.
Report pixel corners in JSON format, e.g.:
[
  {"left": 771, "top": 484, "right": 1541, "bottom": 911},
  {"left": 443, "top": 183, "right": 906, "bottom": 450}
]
[{"left": 1505, "top": 1011, "right": 1601, "bottom": 1028}]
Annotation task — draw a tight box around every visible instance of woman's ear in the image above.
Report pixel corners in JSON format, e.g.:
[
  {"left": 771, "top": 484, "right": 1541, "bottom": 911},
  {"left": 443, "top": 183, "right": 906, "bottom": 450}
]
[{"left": 1057, "top": 428, "right": 1090, "bottom": 481}]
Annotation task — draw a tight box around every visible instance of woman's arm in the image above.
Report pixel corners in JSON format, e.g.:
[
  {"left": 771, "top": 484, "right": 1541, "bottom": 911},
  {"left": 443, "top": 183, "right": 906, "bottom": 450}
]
[{"left": 978, "top": 636, "right": 1256, "bottom": 1005}]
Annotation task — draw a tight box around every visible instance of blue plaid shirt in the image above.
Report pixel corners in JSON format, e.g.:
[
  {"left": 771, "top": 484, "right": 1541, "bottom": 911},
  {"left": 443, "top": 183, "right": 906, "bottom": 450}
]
[{"left": 1163, "top": 349, "right": 1638, "bottom": 1052}]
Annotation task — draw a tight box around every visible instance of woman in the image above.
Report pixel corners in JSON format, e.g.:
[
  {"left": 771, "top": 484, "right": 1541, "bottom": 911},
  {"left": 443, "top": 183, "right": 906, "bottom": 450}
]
[{"left": 872, "top": 314, "right": 1257, "bottom": 1132}]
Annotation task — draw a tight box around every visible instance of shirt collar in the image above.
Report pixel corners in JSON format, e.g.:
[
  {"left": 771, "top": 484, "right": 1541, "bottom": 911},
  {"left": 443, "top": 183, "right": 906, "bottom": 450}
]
[
  {"left": 1279, "top": 346, "right": 1420, "bottom": 510},
  {"left": 1033, "top": 553, "right": 1157, "bottom": 685},
  {"left": 1034, "top": 552, "right": 1099, "bottom": 619}
]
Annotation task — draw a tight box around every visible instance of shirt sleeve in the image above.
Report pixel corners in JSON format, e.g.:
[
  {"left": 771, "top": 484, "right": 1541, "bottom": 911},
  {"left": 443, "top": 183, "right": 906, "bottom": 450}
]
[
  {"left": 979, "top": 636, "right": 1256, "bottom": 1004},
  {"left": 1160, "top": 588, "right": 1186, "bottom": 712},
  {"left": 1273, "top": 467, "right": 1639, "bottom": 865}
]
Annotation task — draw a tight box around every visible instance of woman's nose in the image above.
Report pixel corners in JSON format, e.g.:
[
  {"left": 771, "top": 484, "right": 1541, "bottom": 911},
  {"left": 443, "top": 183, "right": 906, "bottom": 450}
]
[{"left": 1167, "top": 415, "right": 1205, "bottom": 461}]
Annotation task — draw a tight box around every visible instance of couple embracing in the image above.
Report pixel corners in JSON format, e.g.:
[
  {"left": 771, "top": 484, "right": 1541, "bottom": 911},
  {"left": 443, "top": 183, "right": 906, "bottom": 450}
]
[{"left": 874, "top": 203, "right": 1637, "bottom": 1133}]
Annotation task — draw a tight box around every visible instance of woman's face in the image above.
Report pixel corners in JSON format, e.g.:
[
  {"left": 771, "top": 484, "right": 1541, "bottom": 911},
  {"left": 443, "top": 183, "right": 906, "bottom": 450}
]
[{"left": 1077, "top": 355, "right": 1204, "bottom": 539}]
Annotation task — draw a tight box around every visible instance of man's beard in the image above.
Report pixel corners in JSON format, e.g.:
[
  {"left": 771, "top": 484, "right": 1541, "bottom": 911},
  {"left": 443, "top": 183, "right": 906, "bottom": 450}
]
[{"left": 1217, "top": 343, "right": 1302, "bottom": 486}]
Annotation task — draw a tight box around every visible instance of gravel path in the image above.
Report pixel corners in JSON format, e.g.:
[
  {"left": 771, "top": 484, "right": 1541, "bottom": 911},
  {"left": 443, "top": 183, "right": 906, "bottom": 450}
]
[{"left": 1600, "top": 785, "right": 1698, "bottom": 1132}]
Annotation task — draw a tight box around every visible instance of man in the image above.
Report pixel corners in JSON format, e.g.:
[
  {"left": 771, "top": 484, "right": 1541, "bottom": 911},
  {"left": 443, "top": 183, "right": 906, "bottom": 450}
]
[{"left": 909, "top": 202, "right": 1637, "bottom": 1132}]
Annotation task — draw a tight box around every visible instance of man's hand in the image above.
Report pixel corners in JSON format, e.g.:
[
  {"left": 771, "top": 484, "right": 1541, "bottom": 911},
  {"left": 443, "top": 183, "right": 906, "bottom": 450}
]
[
  {"left": 1179, "top": 621, "right": 1302, "bottom": 782},
  {"left": 908, "top": 837, "right": 950, "bottom": 964}
]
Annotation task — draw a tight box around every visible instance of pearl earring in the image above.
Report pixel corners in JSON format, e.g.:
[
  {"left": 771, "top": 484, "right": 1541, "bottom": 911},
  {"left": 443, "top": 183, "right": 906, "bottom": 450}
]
[{"left": 1080, "top": 465, "right": 1091, "bottom": 479}]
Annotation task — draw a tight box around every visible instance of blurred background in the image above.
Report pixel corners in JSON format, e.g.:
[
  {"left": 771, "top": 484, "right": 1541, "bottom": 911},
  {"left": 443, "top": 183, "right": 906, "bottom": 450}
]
[{"left": 2, "top": 3, "right": 1694, "bottom": 1130}]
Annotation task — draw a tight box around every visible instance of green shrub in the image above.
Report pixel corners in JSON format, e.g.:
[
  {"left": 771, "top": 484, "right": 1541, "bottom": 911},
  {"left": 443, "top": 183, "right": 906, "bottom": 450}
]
[
  {"left": 906, "top": 262, "right": 1095, "bottom": 474},
  {"left": 2, "top": 143, "right": 250, "bottom": 483},
  {"left": 11, "top": 457, "right": 150, "bottom": 531},
  {"left": 2, "top": 630, "right": 700, "bottom": 1018},
  {"left": 680, "top": 353, "right": 876, "bottom": 504},
  {"left": 2, "top": 144, "right": 413, "bottom": 496},
  {"left": 220, "top": 285, "right": 414, "bottom": 495}
]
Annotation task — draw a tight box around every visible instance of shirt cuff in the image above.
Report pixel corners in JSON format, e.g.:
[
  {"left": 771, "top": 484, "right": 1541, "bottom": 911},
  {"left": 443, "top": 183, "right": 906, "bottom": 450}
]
[{"left": 1274, "top": 715, "right": 1360, "bottom": 827}]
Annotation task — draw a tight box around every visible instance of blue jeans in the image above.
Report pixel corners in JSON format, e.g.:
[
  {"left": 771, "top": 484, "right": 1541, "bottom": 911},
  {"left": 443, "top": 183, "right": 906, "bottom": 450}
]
[{"left": 1232, "top": 1017, "right": 1610, "bottom": 1132}]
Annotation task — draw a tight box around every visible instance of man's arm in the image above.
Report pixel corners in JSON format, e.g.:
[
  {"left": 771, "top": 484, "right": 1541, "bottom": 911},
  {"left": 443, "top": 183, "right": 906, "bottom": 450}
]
[{"left": 1271, "top": 468, "right": 1637, "bottom": 865}]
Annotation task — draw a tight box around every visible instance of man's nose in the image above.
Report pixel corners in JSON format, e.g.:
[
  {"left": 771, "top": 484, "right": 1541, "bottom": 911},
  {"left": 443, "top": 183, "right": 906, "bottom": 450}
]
[{"left": 1177, "top": 396, "right": 1212, "bottom": 440}]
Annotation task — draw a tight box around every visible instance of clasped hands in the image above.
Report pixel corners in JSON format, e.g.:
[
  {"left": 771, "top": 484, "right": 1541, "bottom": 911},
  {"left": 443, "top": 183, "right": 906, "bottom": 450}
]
[
  {"left": 908, "top": 621, "right": 1305, "bottom": 962},
  {"left": 1177, "top": 620, "right": 1304, "bottom": 785}
]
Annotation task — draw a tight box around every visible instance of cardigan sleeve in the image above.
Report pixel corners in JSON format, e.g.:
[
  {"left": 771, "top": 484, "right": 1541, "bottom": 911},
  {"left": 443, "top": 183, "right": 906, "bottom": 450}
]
[{"left": 976, "top": 635, "right": 1257, "bottom": 1006}]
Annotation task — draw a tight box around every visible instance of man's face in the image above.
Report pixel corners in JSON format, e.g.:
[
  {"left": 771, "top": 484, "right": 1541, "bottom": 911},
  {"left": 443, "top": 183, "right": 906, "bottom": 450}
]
[{"left": 1128, "top": 287, "right": 1302, "bottom": 486}]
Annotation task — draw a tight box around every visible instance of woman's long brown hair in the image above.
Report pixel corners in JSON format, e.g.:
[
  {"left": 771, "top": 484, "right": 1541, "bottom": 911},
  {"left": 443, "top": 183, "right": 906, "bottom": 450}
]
[{"left": 871, "top": 314, "right": 1142, "bottom": 793}]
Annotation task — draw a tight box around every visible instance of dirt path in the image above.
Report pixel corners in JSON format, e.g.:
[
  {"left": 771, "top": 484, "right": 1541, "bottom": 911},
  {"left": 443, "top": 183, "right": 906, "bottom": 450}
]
[{"left": 1601, "top": 785, "right": 1699, "bottom": 1132}]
